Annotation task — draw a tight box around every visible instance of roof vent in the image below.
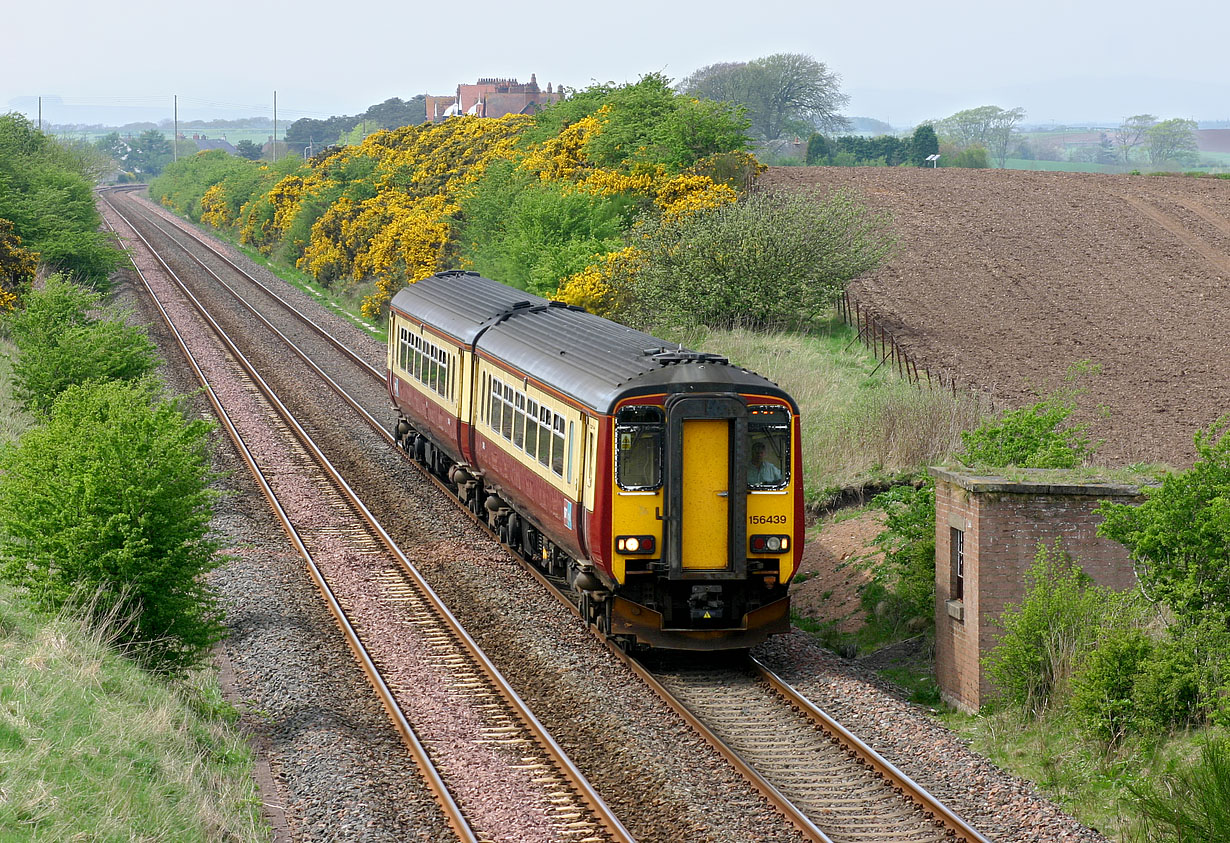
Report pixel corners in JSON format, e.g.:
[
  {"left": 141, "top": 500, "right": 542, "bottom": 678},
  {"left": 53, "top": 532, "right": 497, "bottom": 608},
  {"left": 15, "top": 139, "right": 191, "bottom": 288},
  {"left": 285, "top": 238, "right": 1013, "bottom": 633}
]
[{"left": 651, "top": 351, "right": 729, "bottom": 366}]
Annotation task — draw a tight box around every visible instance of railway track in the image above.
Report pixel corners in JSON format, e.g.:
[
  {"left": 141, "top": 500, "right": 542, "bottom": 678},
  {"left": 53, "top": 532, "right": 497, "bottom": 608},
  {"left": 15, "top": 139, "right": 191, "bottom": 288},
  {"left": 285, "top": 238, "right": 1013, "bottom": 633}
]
[
  {"left": 100, "top": 187, "right": 633, "bottom": 843},
  {"left": 103, "top": 188, "right": 989, "bottom": 843}
]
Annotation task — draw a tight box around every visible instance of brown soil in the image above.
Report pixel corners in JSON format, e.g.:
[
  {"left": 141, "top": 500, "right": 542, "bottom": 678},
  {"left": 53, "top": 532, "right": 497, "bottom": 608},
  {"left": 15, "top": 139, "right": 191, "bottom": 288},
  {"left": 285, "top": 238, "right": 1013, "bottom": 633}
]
[
  {"left": 792, "top": 511, "right": 883, "bottom": 633},
  {"left": 762, "top": 167, "right": 1230, "bottom": 469}
]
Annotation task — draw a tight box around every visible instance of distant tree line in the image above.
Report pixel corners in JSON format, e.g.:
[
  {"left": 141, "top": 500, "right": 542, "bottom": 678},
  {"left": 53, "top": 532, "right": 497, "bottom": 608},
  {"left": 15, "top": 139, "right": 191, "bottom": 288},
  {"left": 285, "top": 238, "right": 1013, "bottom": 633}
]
[
  {"left": 285, "top": 96, "right": 427, "bottom": 148},
  {"left": 806, "top": 125, "right": 939, "bottom": 167}
]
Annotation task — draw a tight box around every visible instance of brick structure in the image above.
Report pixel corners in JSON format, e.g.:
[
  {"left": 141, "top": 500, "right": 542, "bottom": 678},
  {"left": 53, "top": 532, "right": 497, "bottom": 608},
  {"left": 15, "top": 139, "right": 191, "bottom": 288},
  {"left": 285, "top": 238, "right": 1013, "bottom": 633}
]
[
  {"left": 930, "top": 467, "right": 1142, "bottom": 713},
  {"left": 427, "top": 75, "right": 562, "bottom": 123}
]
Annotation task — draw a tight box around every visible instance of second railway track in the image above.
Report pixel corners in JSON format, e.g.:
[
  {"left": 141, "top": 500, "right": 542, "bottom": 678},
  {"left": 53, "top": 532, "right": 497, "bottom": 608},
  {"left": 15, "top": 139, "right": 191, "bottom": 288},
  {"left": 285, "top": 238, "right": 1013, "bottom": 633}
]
[{"left": 101, "top": 187, "right": 632, "bottom": 843}]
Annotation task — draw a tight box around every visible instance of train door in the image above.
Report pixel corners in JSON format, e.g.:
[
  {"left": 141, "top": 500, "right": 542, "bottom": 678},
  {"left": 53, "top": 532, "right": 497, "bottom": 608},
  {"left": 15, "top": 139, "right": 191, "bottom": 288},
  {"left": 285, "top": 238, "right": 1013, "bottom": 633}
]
[
  {"left": 680, "top": 419, "right": 729, "bottom": 569},
  {"left": 664, "top": 395, "right": 747, "bottom": 579}
]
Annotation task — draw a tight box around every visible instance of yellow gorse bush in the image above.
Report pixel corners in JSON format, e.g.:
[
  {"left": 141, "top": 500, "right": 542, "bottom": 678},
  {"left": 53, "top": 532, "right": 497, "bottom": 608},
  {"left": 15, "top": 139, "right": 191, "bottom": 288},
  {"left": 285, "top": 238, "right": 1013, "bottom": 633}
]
[
  {"left": 198, "top": 92, "right": 750, "bottom": 320},
  {"left": 199, "top": 184, "right": 231, "bottom": 227},
  {"left": 555, "top": 246, "right": 643, "bottom": 315}
]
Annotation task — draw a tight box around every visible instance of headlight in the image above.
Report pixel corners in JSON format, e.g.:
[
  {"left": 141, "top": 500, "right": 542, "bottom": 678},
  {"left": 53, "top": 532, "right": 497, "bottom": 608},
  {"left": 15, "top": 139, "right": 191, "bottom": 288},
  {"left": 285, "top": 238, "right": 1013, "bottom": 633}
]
[
  {"left": 750, "top": 534, "right": 790, "bottom": 554},
  {"left": 616, "top": 535, "right": 656, "bottom": 554}
]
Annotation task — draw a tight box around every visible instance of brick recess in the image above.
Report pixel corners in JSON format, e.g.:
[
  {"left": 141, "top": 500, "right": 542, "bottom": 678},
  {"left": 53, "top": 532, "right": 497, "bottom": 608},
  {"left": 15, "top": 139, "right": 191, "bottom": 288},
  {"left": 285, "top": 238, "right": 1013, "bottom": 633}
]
[{"left": 930, "top": 468, "right": 1142, "bottom": 713}]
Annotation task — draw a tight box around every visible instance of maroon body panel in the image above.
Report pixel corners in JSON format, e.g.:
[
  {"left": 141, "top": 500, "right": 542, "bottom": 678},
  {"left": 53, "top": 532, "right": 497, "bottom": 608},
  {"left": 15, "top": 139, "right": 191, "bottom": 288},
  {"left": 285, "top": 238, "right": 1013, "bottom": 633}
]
[
  {"left": 585, "top": 417, "right": 615, "bottom": 578},
  {"left": 390, "top": 375, "right": 464, "bottom": 463},
  {"left": 472, "top": 429, "right": 585, "bottom": 562}
]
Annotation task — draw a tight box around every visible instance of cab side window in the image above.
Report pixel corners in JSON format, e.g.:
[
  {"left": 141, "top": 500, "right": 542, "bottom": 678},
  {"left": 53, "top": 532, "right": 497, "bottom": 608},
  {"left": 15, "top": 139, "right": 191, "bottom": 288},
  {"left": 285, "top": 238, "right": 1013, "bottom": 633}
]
[
  {"left": 616, "top": 406, "right": 664, "bottom": 490},
  {"left": 747, "top": 406, "right": 790, "bottom": 489}
]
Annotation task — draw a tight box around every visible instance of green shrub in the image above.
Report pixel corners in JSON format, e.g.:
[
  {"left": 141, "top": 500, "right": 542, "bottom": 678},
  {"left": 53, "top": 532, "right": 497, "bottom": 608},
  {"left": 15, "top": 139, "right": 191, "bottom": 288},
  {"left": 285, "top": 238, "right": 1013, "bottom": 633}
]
[
  {"left": 1070, "top": 625, "right": 1153, "bottom": 742},
  {"left": 525, "top": 73, "right": 750, "bottom": 171},
  {"left": 1098, "top": 418, "right": 1230, "bottom": 624},
  {"left": 985, "top": 541, "right": 1110, "bottom": 713},
  {"left": 869, "top": 481, "right": 936, "bottom": 628},
  {"left": 459, "top": 161, "right": 634, "bottom": 294},
  {"left": 1129, "top": 738, "right": 1230, "bottom": 841},
  {"left": 958, "top": 363, "right": 1098, "bottom": 468},
  {"left": 0, "top": 378, "right": 225, "bottom": 672},
  {"left": 620, "top": 188, "right": 894, "bottom": 332},
  {"left": 1133, "top": 628, "right": 1203, "bottom": 730},
  {"left": 2, "top": 274, "right": 157, "bottom": 414},
  {"left": 0, "top": 114, "right": 121, "bottom": 287}
]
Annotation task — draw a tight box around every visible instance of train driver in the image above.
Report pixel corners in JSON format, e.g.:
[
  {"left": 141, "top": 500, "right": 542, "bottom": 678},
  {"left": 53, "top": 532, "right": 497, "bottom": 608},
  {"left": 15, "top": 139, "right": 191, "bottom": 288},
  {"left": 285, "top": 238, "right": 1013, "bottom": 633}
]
[{"left": 747, "top": 440, "right": 783, "bottom": 486}]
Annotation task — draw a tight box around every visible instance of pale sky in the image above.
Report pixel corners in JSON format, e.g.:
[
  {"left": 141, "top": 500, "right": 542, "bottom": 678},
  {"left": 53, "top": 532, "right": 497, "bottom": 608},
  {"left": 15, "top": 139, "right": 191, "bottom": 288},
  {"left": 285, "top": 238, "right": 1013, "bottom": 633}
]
[{"left": 5, "top": 0, "right": 1228, "bottom": 129}]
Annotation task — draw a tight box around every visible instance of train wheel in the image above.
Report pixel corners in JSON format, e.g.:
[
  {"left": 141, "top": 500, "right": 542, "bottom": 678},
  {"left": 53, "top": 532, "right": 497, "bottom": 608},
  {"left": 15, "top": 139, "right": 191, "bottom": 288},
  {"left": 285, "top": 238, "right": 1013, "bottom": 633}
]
[{"left": 505, "top": 514, "right": 521, "bottom": 551}]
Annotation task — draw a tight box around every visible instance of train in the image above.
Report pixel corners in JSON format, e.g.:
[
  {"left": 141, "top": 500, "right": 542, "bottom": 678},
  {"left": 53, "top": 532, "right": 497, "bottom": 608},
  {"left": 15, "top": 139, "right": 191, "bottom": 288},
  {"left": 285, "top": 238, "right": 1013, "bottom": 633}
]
[{"left": 386, "top": 270, "right": 803, "bottom": 650}]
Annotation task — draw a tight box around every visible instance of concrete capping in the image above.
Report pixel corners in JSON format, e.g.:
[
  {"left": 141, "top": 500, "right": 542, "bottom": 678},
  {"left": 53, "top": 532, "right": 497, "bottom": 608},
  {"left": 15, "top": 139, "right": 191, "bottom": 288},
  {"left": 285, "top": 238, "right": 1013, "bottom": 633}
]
[{"left": 929, "top": 466, "right": 1141, "bottom": 498}]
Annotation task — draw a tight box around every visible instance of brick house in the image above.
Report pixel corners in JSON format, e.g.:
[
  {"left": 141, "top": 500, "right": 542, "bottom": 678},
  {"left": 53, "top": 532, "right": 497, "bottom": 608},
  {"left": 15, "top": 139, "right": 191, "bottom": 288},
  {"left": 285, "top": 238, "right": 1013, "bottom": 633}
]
[
  {"left": 426, "top": 75, "right": 562, "bottom": 123},
  {"left": 930, "top": 467, "right": 1142, "bottom": 713}
]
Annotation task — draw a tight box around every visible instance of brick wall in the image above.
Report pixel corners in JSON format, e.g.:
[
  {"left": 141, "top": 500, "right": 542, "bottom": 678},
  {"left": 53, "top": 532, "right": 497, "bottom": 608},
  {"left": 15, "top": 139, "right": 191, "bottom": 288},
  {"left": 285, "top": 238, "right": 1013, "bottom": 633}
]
[{"left": 931, "top": 468, "right": 1141, "bottom": 713}]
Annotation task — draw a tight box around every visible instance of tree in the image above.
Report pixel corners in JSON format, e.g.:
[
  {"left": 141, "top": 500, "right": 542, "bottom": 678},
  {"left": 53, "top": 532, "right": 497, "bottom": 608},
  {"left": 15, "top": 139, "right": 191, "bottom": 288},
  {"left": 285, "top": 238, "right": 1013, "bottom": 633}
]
[
  {"left": 0, "top": 378, "right": 225, "bottom": 672},
  {"left": 679, "top": 53, "right": 849, "bottom": 140},
  {"left": 936, "top": 105, "right": 1025, "bottom": 168},
  {"left": 235, "top": 139, "right": 263, "bottom": 160},
  {"left": 3, "top": 274, "right": 157, "bottom": 413},
  {"left": 1147, "top": 118, "right": 1199, "bottom": 166},
  {"left": 1098, "top": 419, "right": 1230, "bottom": 625},
  {"left": 1114, "top": 114, "right": 1156, "bottom": 165},
  {"left": 126, "top": 129, "right": 175, "bottom": 177},
  {"left": 617, "top": 188, "right": 894, "bottom": 331},
  {"left": 909, "top": 124, "right": 939, "bottom": 167}
]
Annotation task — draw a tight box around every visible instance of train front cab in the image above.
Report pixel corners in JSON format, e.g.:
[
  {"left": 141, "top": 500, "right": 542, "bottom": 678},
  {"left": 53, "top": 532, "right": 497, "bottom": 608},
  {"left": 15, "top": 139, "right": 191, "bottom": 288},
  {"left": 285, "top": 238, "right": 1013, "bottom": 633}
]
[{"left": 607, "top": 392, "right": 800, "bottom": 650}]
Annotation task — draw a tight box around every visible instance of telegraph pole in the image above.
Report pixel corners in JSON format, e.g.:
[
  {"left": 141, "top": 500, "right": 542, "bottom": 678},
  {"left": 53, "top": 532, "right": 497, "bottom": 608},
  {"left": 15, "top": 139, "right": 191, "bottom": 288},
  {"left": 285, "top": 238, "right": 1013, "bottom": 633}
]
[
  {"left": 273, "top": 90, "right": 277, "bottom": 163},
  {"left": 173, "top": 95, "right": 178, "bottom": 163}
]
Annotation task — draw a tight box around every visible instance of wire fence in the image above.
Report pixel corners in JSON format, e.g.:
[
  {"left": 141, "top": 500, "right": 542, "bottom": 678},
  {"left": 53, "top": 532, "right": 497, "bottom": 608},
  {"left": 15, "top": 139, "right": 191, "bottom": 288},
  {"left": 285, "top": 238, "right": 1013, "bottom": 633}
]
[{"left": 837, "top": 291, "right": 960, "bottom": 396}]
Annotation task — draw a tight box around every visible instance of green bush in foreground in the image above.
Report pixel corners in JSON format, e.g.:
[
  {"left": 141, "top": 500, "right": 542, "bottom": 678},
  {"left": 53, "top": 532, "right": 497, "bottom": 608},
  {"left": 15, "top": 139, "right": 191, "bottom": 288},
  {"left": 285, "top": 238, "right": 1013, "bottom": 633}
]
[
  {"left": 985, "top": 541, "right": 1116, "bottom": 713},
  {"left": 0, "top": 378, "right": 225, "bottom": 672}
]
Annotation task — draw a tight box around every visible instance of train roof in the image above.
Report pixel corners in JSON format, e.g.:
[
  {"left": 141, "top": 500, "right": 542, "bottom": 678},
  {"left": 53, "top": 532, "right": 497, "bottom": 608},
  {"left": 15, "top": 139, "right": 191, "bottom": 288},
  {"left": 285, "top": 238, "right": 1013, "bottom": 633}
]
[
  {"left": 390, "top": 271, "right": 549, "bottom": 343},
  {"left": 391, "top": 272, "right": 798, "bottom": 415}
]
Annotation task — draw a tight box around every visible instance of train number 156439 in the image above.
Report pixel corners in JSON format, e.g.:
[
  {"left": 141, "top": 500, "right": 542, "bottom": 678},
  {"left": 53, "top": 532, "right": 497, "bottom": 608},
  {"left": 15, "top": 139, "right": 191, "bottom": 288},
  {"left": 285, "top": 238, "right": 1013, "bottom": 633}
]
[{"left": 749, "top": 514, "right": 787, "bottom": 525}]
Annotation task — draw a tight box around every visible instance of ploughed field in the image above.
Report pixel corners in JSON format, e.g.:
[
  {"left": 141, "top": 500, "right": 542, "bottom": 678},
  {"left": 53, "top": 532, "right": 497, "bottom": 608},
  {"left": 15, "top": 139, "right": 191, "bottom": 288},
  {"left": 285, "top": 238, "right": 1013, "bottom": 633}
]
[{"left": 762, "top": 167, "right": 1230, "bottom": 468}]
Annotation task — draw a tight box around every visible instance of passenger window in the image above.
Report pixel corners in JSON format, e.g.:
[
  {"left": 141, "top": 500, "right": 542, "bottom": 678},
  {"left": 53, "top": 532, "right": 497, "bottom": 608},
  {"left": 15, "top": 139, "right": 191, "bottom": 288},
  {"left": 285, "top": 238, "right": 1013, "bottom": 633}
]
[
  {"left": 525, "top": 400, "right": 539, "bottom": 459},
  {"left": 501, "top": 384, "right": 514, "bottom": 440},
  {"left": 513, "top": 393, "right": 526, "bottom": 449},
  {"left": 490, "top": 378, "right": 502, "bottom": 432},
  {"left": 747, "top": 406, "right": 790, "bottom": 489},
  {"left": 615, "top": 406, "right": 663, "bottom": 490},
  {"left": 552, "top": 415, "right": 566, "bottom": 476},
  {"left": 537, "top": 407, "right": 552, "bottom": 467}
]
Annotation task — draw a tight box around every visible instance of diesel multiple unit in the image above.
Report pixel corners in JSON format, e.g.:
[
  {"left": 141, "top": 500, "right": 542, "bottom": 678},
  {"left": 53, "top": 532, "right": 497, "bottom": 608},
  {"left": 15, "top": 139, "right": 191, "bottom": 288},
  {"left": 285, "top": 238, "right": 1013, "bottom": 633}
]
[{"left": 387, "top": 271, "right": 803, "bottom": 650}]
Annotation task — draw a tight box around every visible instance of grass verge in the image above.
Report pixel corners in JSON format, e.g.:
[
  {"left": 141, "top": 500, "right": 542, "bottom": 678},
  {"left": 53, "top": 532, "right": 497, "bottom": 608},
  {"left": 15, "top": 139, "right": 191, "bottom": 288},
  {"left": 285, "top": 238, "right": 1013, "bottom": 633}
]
[
  {"left": 0, "top": 584, "right": 267, "bottom": 841},
  {"left": 941, "top": 705, "right": 1224, "bottom": 842}
]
